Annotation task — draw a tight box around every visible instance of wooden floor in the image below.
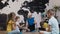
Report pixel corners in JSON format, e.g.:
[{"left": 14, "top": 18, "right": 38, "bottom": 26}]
[
  {"left": 0, "top": 31, "right": 7, "bottom": 34},
  {"left": 0, "top": 31, "right": 39, "bottom": 34},
  {"left": 22, "top": 32, "right": 39, "bottom": 34}
]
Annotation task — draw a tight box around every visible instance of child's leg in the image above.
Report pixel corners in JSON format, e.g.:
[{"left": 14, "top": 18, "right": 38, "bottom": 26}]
[
  {"left": 8, "top": 30, "right": 20, "bottom": 34},
  {"left": 39, "top": 31, "right": 44, "bottom": 34},
  {"left": 39, "top": 31, "right": 51, "bottom": 34}
]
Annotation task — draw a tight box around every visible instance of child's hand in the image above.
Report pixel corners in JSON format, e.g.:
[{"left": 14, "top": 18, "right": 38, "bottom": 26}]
[
  {"left": 27, "top": 29, "right": 30, "bottom": 31},
  {"left": 25, "top": 27, "right": 30, "bottom": 31},
  {"left": 34, "top": 21, "right": 37, "bottom": 24},
  {"left": 22, "top": 24, "right": 25, "bottom": 26}
]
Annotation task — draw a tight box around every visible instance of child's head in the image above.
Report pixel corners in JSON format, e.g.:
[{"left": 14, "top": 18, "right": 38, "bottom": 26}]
[
  {"left": 15, "top": 16, "right": 20, "bottom": 22},
  {"left": 8, "top": 12, "right": 16, "bottom": 20}
]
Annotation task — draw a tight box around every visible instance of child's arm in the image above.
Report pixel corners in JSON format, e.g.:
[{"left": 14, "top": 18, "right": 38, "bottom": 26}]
[
  {"left": 46, "top": 25, "right": 51, "bottom": 32},
  {"left": 12, "top": 23, "right": 16, "bottom": 30},
  {"left": 34, "top": 20, "right": 37, "bottom": 24}
]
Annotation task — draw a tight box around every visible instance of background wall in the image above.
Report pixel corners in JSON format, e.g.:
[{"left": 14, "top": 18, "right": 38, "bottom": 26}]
[
  {"left": 0, "top": 0, "right": 60, "bottom": 14},
  {"left": 0, "top": 0, "right": 60, "bottom": 24}
]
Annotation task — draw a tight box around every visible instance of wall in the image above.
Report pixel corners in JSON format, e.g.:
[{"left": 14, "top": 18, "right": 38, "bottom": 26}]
[
  {"left": 56, "top": 10, "right": 60, "bottom": 24},
  {"left": 0, "top": 0, "right": 60, "bottom": 23},
  {"left": 0, "top": 0, "right": 31, "bottom": 15},
  {"left": 46, "top": 0, "right": 60, "bottom": 10},
  {"left": 0, "top": 0, "right": 60, "bottom": 15}
]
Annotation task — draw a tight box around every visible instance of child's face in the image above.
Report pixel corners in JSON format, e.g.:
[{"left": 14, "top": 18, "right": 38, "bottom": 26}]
[
  {"left": 16, "top": 18, "right": 20, "bottom": 22},
  {"left": 29, "top": 15, "right": 32, "bottom": 18},
  {"left": 47, "top": 12, "right": 51, "bottom": 19},
  {"left": 12, "top": 14, "right": 16, "bottom": 19}
]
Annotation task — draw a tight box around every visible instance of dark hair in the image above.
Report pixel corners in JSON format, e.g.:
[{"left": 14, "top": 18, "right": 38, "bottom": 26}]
[
  {"left": 7, "top": 12, "right": 16, "bottom": 23},
  {"left": 23, "top": 1, "right": 28, "bottom": 4},
  {"left": 0, "top": 0, "right": 2, "bottom": 2}
]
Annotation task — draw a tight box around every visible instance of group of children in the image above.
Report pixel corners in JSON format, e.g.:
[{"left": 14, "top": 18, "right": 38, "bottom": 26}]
[
  {"left": 6, "top": 12, "right": 27, "bottom": 34},
  {"left": 6, "top": 9, "right": 59, "bottom": 34}
]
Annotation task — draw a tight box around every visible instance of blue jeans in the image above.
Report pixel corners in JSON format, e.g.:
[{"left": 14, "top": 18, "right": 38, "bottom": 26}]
[
  {"left": 8, "top": 30, "right": 20, "bottom": 34},
  {"left": 20, "top": 32, "right": 22, "bottom": 34},
  {"left": 31, "top": 30, "right": 35, "bottom": 32}
]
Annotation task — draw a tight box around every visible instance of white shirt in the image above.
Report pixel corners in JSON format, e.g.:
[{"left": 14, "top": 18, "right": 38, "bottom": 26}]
[
  {"left": 48, "top": 16, "right": 59, "bottom": 34},
  {"left": 35, "top": 13, "right": 41, "bottom": 28},
  {"left": 19, "top": 15, "right": 25, "bottom": 23},
  {"left": 15, "top": 21, "right": 20, "bottom": 32},
  {"left": 32, "top": 12, "right": 41, "bottom": 28}
]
